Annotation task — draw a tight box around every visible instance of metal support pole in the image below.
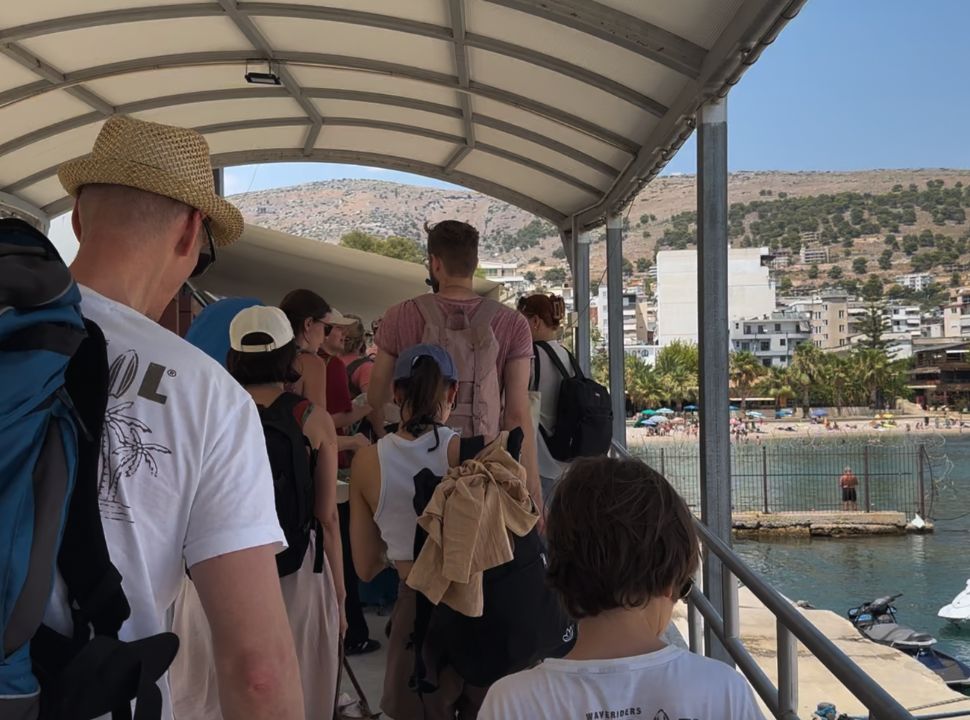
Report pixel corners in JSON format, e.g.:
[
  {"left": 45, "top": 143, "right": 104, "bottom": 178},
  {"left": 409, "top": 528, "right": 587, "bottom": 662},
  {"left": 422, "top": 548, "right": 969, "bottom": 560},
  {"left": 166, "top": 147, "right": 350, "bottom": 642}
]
[
  {"left": 697, "top": 97, "right": 733, "bottom": 666},
  {"left": 762, "top": 445, "right": 769, "bottom": 514},
  {"left": 917, "top": 444, "right": 926, "bottom": 517},
  {"left": 606, "top": 211, "right": 627, "bottom": 448},
  {"left": 863, "top": 445, "right": 871, "bottom": 512},
  {"left": 573, "top": 215, "right": 591, "bottom": 373},
  {"left": 777, "top": 621, "right": 799, "bottom": 717},
  {"left": 212, "top": 168, "right": 224, "bottom": 197}
]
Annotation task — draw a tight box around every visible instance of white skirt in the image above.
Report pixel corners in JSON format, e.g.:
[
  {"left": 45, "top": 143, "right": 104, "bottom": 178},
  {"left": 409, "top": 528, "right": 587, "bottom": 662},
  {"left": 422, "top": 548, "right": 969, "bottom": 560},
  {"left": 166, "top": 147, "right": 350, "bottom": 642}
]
[{"left": 170, "top": 539, "right": 341, "bottom": 720}]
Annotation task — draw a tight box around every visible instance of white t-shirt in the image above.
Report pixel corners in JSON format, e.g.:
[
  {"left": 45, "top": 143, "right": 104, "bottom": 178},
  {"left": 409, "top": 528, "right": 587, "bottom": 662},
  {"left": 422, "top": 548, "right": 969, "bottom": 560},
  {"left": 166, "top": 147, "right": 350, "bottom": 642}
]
[
  {"left": 531, "top": 340, "right": 573, "bottom": 480},
  {"left": 43, "top": 286, "right": 285, "bottom": 719},
  {"left": 478, "top": 645, "right": 765, "bottom": 720}
]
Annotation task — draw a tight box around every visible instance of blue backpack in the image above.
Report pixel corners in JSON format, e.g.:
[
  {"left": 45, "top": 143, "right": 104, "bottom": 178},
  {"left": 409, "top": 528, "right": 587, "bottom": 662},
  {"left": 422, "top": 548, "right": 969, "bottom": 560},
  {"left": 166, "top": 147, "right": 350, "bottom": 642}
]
[{"left": 0, "top": 218, "right": 177, "bottom": 720}]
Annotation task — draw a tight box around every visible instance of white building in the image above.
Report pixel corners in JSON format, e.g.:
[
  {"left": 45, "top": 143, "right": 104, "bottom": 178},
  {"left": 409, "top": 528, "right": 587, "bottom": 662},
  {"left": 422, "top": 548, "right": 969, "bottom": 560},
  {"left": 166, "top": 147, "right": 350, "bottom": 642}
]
[
  {"left": 731, "top": 310, "right": 812, "bottom": 367},
  {"left": 656, "top": 248, "right": 776, "bottom": 346},
  {"left": 596, "top": 286, "right": 639, "bottom": 347},
  {"left": 888, "top": 304, "right": 922, "bottom": 337},
  {"left": 479, "top": 260, "right": 528, "bottom": 293},
  {"left": 799, "top": 246, "right": 829, "bottom": 264},
  {"left": 895, "top": 273, "right": 934, "bottom": 292}
]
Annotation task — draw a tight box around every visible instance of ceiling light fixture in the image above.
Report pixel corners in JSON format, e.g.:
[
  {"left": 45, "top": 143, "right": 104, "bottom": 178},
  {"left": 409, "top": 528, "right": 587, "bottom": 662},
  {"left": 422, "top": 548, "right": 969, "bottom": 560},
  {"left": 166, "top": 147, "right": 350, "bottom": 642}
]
[{"left": 245, "top": 60, "right": 281, "bottom": 86}]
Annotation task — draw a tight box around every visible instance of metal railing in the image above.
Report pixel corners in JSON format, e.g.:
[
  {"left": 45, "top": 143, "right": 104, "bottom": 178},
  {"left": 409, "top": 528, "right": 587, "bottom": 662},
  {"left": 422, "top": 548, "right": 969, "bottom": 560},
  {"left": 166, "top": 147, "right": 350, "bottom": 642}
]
[
  {"left": 611, "top": 441, "right": 914, "bottom": 720},
  {"left": 628, "top": 442, "right": 928, "bottom": 516}
]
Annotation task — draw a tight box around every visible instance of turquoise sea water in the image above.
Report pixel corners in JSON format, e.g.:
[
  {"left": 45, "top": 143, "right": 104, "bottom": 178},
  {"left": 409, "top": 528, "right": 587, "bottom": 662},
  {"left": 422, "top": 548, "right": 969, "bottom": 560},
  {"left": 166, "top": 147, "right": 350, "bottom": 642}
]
[{"left": 734, "top": 434, "right": 970, "bottom": 663}]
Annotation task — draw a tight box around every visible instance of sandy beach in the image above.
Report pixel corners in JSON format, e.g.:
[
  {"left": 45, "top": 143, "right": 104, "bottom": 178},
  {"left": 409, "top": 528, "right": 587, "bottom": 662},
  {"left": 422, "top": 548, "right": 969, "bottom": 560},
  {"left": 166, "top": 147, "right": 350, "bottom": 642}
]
[{"left": 627, "top": 414, "right": 970, "bottom": 445}]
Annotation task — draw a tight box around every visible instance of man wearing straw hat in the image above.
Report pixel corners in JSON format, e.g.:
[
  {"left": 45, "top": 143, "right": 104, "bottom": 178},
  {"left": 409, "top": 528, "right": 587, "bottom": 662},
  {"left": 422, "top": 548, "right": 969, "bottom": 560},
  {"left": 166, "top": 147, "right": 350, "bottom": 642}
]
[{"left": 47, "top": 116, "right": 304, "bottom": 719}]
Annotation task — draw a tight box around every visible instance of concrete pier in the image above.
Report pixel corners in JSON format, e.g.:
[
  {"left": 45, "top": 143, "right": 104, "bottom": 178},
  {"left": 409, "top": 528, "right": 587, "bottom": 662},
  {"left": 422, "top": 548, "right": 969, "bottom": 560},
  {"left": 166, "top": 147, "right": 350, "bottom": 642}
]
[{"left": 732, "top": 511, "right": 931, "bottom": 537}]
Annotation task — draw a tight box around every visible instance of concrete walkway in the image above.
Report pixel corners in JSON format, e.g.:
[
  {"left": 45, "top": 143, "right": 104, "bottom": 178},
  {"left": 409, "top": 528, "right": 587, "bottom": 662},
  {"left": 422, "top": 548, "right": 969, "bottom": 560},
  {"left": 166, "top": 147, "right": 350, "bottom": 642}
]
[
  {"left": 341, "top": 589, "right": 970, "bottom": 719},
  {"left": 671, "top": 587, "right": 970, "bottom": 718}
]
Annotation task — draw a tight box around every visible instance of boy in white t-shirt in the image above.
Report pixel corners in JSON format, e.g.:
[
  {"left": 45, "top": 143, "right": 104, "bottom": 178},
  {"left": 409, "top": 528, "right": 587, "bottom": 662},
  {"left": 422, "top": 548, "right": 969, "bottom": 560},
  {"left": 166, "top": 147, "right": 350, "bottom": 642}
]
[{"left": 479, "top": 456, "right": 764, "bottom": 720}]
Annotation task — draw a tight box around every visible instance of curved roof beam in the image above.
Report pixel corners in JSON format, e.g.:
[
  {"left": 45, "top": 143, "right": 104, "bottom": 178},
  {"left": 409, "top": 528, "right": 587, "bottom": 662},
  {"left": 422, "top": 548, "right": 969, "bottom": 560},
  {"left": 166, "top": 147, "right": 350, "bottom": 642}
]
[
  {"left": 4, "top": 115, "right": 602, "bottom": 198},
  {"left": 482, "top": 0, "right": 706, "bottom": 79},
  {"left": 0, "top": 88, "right": 621, "bottom": 177},
  {"left": 0, "top": 3, "right": 667, "bottom": 116},
  {"left": 0, "top": 51, "right": 639, "bottom": 153},
  {"left": 40, "top": 148, "right": 568, "bottom": 225}
]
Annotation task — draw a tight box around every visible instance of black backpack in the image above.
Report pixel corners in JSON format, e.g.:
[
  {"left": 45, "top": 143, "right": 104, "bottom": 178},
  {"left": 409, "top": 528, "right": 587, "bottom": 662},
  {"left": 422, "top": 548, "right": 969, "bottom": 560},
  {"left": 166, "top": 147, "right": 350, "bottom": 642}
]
[
  {"left": 409, "top": 430, "right": 575, "bottom": 692},
  {"left": 533, "top": 341, "right": 613, "bottom": 461},
  {"left": 1, "top": 218, "right": 178, "bottom": 720},
  {"left": 257, "top": 392, "right": 322, "bottom": 577},
  {"left": 346, "top": 355, "right": 373, "bottom": 398}
]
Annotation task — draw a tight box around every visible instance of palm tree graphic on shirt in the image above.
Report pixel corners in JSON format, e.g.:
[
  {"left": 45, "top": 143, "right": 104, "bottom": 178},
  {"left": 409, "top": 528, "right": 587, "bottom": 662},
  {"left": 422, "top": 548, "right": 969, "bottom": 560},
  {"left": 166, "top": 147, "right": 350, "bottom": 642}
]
[{"left": 98, "top": 349, "right": 172, "bottom": 521}]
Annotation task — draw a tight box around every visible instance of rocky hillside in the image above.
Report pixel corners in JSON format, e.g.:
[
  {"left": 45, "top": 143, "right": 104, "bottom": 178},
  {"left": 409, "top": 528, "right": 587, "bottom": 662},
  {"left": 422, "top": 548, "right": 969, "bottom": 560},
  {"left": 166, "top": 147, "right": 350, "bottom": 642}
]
[{"left": 231, "top": 170, "right": 970, "bottom": 295}]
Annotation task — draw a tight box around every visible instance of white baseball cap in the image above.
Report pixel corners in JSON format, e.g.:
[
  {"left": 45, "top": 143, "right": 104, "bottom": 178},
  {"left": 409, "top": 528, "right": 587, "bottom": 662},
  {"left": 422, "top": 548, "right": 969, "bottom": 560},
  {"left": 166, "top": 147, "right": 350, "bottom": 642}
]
[
  {"left": 326, "top": 308, "right": 357, "bottom": 326},
  {"left": 229, "top": 306, "right": 294, "bottom": 353}
]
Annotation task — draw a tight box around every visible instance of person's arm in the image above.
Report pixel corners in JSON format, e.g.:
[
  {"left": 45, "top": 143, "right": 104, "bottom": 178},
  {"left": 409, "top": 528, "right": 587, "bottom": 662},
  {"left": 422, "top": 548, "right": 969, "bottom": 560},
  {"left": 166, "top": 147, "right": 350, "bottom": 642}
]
[
  {"left": 191, "top": 547, "right": 304, "bottom": 720},
  {"left": 349, "top": 447, "right": 388, "bottom": 582},
  {"left": 306, "top": 408, "right": 346, "bottom": 635},
  {"left": 330, "top": 403, "right": 371, "bottom": 429},
  {"left": 367, "top": 349, "right": 396, "bottom": 438},
  {"left": 502, "top": 356, "right": 542, "bottom": 509},
  {"left": 296, "top": 353, "right": 328, "bottom": 409}
]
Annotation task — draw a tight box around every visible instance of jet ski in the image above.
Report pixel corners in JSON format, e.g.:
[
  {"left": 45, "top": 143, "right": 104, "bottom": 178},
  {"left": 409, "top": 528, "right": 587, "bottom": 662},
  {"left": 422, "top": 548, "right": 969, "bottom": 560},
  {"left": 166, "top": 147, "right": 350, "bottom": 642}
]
[
  {"left": 939, "top": 579, "right": 970, "bottom": 625},
  {"left": 848, "top": 593, "right": 970, "bottom": 688}
]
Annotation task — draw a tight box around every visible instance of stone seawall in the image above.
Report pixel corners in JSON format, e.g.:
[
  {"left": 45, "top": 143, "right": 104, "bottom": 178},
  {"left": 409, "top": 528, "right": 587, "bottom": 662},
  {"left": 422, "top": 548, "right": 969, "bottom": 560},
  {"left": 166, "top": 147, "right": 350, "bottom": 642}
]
[{"left": 732, "top": 511, "right": 931, "bottom": 537}]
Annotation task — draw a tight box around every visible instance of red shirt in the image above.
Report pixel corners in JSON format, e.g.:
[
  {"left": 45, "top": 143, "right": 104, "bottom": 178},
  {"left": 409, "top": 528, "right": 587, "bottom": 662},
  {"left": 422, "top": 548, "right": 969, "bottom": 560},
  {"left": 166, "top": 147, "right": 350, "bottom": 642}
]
[{"left": 321, "top": 353, "right": 353, "bottom": 467}]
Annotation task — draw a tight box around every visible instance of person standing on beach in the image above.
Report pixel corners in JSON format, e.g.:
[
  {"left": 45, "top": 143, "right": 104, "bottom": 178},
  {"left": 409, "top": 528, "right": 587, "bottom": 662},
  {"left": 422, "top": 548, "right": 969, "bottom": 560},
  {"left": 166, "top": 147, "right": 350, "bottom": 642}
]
[{"left": 840, "top": 466, "right": 859, "bottom": 511}]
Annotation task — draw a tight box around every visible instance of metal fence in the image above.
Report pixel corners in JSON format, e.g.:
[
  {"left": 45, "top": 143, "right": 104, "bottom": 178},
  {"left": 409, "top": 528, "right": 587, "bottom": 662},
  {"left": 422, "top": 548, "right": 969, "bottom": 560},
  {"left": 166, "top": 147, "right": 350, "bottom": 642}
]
[{"left": 629, "top": 441, "right": 928, "bottom": 515}]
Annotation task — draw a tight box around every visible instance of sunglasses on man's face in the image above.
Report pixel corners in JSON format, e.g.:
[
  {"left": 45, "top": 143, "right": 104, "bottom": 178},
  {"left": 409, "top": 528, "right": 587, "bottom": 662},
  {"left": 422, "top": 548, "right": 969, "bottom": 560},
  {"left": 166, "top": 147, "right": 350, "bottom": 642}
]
[{"left": 190, "top": 219, "right": 215, "bottom": 279}]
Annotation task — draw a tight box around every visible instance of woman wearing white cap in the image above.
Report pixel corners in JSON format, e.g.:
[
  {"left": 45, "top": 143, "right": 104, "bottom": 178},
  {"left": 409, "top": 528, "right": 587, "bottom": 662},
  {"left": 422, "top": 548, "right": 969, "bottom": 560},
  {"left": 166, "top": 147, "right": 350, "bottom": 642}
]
[{"left": 172, "top": 305, "right": 345, "bottom": 720}]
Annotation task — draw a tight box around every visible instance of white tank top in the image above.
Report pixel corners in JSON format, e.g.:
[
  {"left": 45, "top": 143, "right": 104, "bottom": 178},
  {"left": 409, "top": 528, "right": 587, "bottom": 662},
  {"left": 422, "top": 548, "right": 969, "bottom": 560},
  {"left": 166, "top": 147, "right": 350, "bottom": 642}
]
[{"left": 375, "top": 427, "right": 457, "bottom": 563}]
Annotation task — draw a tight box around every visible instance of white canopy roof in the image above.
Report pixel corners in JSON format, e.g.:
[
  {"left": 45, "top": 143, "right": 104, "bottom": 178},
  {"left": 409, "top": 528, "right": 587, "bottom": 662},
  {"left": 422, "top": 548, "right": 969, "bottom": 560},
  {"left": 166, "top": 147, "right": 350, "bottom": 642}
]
[
  {"left": 0, "top": 0, "right": 804, "bottom": 233},
  {"left": 194, "top": 223, "right": 499, "bottom": 322}
]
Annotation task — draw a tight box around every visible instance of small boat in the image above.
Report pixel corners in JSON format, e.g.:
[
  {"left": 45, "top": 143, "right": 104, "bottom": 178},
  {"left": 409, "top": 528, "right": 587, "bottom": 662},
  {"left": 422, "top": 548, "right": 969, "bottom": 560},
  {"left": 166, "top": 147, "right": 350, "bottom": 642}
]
[
  {"left": 939, "top": 580, "right": 970, "bottom": 625},
  {"left": 848, "top": 594, "right": 970, "bottom": 688}
]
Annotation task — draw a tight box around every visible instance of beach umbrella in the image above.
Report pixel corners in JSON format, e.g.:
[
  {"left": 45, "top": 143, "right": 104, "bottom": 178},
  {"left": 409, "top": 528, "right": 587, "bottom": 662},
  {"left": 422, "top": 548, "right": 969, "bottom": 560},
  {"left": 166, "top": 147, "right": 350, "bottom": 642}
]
[
  {"left": 670, "top": 417, "right": 685, "bottom": 425},
  {"left": 729, "top": 405, "right": 740, "bottom": 412},
  {"left": 746, "top": 411, "right": 764, "bottom": 418},
  {"left": 656, "top": 408, "right": 675, "bottom": 415},
  {"left": 684, "top": 404, "right": 698, "bottom": 411},
  {"left": 641, "top": 409, "right": 656, "bottom": 416},
  {"left": 644, "top": 416, "right": 664, "bottom": 426},
  {"left": 811, "top": 408, "right": 828, "bottom": 417}
]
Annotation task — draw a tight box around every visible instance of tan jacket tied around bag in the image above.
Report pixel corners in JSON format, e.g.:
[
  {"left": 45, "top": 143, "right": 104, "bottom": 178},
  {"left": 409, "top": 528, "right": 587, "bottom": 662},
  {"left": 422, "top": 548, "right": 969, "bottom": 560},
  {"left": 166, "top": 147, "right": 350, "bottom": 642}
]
[{"left": 406, "top": 433, "right": 538, "bottom": 617}]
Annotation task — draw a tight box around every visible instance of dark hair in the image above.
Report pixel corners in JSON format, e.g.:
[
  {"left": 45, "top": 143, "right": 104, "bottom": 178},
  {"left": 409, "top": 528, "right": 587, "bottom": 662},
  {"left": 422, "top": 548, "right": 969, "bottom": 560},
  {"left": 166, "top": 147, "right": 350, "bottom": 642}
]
[
  {"left": 227, "top": 336, "right": 301, "bottom": 386},
  {"left": 279, "top": 289, "right": 331, "bottom": 337},
  {"left": 393, "top": 355, "right": 454, "bottom": 450},
  {"left": 426, "top": 220, "right": 479, "bottom": 277},
  {"left": 546, "top": 456, "right": 699, "bottom": 620},
  {"left": 517, "top": 293, "right": 566, "bottom": 329}
]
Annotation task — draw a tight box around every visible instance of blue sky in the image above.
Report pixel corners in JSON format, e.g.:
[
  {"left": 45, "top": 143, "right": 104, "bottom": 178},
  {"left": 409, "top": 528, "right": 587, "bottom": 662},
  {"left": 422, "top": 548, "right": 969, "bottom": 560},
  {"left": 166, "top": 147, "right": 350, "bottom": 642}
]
[{"left": 222, "top": 0, "right": 970, "bottom": 195}]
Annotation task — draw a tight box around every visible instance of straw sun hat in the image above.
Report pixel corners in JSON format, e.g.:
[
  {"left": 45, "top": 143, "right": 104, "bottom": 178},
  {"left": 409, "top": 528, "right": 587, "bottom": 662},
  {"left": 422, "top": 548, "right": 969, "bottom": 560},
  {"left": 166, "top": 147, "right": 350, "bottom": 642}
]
[{"left": 58, "top": 115, "right": 243, "bottom": 246}]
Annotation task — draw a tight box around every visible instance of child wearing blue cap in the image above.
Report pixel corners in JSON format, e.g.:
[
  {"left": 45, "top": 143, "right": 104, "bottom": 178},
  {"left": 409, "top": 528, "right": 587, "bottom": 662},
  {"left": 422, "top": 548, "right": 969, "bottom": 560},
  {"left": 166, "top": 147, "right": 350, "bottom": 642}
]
[{"left": 349, "top": 343, "right": 489, "bottom": 719}]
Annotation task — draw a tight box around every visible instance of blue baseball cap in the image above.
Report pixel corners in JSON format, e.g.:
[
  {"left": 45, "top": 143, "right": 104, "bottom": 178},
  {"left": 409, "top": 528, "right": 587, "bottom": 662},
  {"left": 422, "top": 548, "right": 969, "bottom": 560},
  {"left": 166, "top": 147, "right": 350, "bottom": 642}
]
[{"left": 393, "top": 344, "right": 459, "bottom": 383}]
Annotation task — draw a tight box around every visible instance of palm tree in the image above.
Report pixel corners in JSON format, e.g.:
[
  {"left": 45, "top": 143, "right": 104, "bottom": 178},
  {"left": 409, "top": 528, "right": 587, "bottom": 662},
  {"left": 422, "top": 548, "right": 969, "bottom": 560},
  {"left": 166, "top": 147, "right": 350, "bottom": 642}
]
[
  {"left": 758, "top": 367, "right": 796, "bottom": 411},
  {"left": 729, "top": 351, "right": 767, "bottom": 411},
  {"left": 654, "top": 341, "right": 699, "bottom": 408},
  {"left": 789, "top": 342, "right": 826, "bottom": 417},
  {"left": 850, "top": 348, "right": 892, "bottom": 409},
  {"left": 819, "top": 354, "right": 851, "bottom": 416}
]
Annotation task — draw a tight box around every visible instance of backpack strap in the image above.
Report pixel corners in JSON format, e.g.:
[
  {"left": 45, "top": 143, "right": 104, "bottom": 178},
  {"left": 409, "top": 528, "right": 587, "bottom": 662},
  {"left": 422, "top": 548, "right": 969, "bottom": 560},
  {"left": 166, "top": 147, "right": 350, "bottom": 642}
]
[
  {"left": 345, "top": 356, "right": 372, "bottom": 396},
  {"left": 58, "top": 320, "right": 130, "bottom": 641},
  {"left": 535, "top": 341, "right": 583, "bottom": 381},
  {"left": 469, "top": 298, "right": 501, "bottom": 330},
  {"left": 264, "top": 392, "right": 323, "bottom": 574},
  {"left": 530, "top": 344, "right": 541, "bottom": 392},
  {"left": 412, "top": 294, "right": 447, "bottom": 327}
]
